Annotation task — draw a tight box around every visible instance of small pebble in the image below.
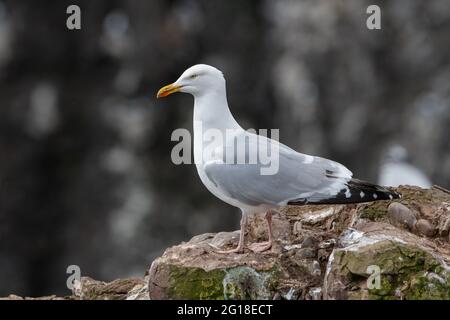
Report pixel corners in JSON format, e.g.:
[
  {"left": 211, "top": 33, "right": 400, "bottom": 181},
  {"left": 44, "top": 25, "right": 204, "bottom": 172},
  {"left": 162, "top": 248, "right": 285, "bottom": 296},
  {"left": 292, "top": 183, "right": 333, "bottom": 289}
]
[
  {"left": 414, "top": 219, "right": 435, "bottom": 237},
  {"left": 388, "top": 202, "right": 416, "bottom": 230}
]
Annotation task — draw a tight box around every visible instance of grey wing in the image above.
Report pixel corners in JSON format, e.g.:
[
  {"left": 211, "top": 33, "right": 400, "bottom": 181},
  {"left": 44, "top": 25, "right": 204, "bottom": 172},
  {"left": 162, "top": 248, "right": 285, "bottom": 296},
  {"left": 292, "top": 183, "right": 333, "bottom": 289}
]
[{"left": 203, "top": 133, "right": 353, "bottom": 206}]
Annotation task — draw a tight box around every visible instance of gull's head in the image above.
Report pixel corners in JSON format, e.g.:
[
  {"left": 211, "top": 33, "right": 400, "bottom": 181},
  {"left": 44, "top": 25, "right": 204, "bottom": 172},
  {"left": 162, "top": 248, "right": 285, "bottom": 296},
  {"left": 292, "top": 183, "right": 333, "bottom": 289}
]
[{"left": 157, "top": 64, "right": 225, "bottom": 98}]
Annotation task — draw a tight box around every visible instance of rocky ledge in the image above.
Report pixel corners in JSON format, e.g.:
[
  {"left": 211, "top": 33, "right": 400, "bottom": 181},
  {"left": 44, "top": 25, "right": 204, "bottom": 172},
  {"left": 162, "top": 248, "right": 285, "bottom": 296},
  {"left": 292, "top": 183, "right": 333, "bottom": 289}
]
[{"left": 2, "top": 186, "right": 450, "bottom": 300}]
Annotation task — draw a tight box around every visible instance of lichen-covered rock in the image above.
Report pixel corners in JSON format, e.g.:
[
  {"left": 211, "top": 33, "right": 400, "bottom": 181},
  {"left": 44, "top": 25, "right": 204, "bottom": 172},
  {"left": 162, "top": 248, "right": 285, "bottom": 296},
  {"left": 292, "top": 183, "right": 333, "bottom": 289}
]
[
  {"left": 148, "top": 231, "right": 282, "bottom": 300},
  {"left": 324, "top": 223, "right": 450, "bottom": 300},
  {"left": 73, "top": 277, "right": 149, "bottom": 300}
]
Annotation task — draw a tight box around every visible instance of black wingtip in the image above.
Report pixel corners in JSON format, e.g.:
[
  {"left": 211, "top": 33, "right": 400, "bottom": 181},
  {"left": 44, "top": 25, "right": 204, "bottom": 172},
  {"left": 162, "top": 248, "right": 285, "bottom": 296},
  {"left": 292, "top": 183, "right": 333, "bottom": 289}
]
[{"left": 288, "top": 179, "right": 402, "bottom": 205}]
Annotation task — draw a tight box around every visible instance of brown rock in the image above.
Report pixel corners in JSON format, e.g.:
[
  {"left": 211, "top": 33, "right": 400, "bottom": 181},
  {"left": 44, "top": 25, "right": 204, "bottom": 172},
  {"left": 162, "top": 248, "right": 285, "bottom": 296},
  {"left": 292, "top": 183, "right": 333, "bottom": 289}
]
[
  {"left": 414, "top": 219, "right": 436, "bottom": 237},
  {"left": 436, "top": 205, "right": 450, "bottom": 237},
  {"left": 248, "top": 213, "right": 290, "bottom": 242},
  {"left": 73, "top": 277, "right": 148, "bottom": 300},
  {"left": 419, "top": 205, "right": 435, "bottom": 219},
  {"left": 387, "top": 202, "right": 416, "bottom": 230}
]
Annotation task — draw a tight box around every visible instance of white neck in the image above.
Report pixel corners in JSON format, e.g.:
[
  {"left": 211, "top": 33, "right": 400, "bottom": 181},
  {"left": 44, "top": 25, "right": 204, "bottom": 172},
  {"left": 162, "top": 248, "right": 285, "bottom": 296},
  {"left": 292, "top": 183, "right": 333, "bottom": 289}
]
[
  {"left": 192, "top": 87, "right": 243, "bottom": 167},
  {"left": 193, "top": 88, "right": 241, "bottom": 132}
]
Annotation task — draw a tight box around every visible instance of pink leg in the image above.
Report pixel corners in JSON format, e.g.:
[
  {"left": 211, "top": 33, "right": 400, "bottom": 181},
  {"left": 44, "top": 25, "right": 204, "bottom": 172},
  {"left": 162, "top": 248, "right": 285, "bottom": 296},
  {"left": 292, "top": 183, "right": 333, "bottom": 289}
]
[
  {"left": 248, "top": 210, "right": 274, "bottom": 253},
  {"left": 216, "top": 212, "right": 247, "bottom": 254}
]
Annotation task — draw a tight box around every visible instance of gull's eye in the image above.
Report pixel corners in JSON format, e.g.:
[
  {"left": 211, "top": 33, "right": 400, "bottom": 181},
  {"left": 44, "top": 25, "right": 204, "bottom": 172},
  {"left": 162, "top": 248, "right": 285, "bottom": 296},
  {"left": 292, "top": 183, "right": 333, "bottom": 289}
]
[{"left": 189, "top": 74, "right": 198, "bottom": 79}]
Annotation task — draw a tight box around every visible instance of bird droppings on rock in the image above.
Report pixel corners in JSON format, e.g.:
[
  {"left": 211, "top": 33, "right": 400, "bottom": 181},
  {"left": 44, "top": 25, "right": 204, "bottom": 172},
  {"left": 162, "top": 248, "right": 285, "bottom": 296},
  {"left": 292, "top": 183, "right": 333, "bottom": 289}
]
[
  {"left": 293, "top": 221, "right": 303, "bottom": 236},
  {"left": 337, "top": 228, "right": 365, "bottom": 247},
  {"left": 308, "top": 287, "right": 322, "bottom": 300},
  {"left": 301, "top": 207, "right": 339, "bottom": 225},
  {"left": 279, "top": 287, "right": 300, "bottom": 300}
]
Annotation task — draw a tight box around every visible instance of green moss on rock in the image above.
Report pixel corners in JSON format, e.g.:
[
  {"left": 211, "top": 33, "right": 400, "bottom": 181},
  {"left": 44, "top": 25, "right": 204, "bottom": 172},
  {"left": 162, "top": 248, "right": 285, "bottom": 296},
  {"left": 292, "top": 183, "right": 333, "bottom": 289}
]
[
  {"left": 167, "top": 266, "right": 226, "bottom": 299},
  {"left": 404, "top": 271, "right": 450, "bottom": 300},
  {"left": 360, "top": 202, "right": 389, "bottom": 222},
  {"left": 166, "top": 265, "right": 278, "bottom": 300}
]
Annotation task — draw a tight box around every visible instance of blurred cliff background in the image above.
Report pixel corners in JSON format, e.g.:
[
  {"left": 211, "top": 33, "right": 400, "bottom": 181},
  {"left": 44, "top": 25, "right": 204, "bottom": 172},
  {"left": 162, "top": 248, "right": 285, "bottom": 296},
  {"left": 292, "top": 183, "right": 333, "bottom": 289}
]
[{"left": 0, "top": 0, "right": 449, "bottom": 296}]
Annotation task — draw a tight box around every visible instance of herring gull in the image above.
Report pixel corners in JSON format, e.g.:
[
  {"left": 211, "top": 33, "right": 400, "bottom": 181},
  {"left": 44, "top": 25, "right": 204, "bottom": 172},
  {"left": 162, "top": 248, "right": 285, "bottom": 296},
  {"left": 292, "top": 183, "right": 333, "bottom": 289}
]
[{"left": 157, "top": 64, "right": 401, "bottom": 253}]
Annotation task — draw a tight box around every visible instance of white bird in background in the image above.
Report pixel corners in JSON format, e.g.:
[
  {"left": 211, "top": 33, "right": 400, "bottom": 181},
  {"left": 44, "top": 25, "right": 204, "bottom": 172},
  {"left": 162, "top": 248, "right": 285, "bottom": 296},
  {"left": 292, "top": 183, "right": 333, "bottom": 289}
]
[
  {"left": 157, "top": 64, "right": 401, "bottom": 253},
  {"left": 378, "top": 144, "right": 432, "bottom": 188}
]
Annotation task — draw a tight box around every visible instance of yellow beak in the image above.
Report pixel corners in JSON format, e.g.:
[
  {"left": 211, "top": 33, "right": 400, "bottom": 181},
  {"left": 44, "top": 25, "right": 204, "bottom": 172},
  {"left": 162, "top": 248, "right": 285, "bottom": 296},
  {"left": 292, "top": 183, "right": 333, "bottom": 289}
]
[{"left": 156, "top": 83, "right": 182, "bottom": 98}]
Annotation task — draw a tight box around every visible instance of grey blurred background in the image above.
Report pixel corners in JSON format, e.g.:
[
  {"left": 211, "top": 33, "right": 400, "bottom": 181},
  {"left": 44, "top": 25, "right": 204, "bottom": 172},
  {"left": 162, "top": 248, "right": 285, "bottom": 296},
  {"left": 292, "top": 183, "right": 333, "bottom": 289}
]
[{"left": 0, "top": 0, "right": 449, "bottom": 296}]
